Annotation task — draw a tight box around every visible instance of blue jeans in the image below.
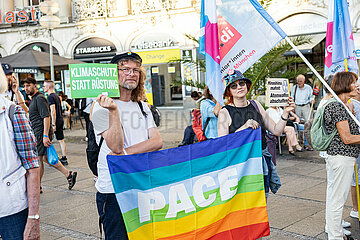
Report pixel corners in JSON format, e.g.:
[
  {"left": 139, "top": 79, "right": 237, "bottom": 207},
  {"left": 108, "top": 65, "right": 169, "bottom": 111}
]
[
  {"left": 0, "top": 208, "right": 28, "bottom": 240},
  {"left": 96, "top": 192, "right": 128, "bottom": 240}
]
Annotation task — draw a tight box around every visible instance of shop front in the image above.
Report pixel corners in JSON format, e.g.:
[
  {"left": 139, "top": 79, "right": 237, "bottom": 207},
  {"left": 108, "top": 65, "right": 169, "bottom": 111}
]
[
  {"left": 73, "top": 37, "right": 118, "bottom": 63},
  {"left": 131, "top": 33, "right": 182, "bottom": 106}
]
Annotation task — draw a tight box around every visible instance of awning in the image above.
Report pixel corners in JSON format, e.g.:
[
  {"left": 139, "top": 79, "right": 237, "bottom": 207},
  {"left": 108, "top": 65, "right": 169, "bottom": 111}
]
[{"left": 284, "top": 33, "right": 326, "bottom": 56}]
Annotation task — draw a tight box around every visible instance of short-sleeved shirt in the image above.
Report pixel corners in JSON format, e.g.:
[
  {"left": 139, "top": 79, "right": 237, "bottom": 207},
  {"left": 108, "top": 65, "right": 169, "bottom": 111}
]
[
  {"left": 291, "top": 84, "right": 313, "bottom": 105},
  {"left": 91, "top": 100, "right": 156, "bottom": 193},
  {"left": 200, "top": 99, "right": 218, "bottom": 139},
  {"left": 324, "top": 101, "right": 360, "bottom": 158},
  {"left": 47, "top": 93, "right": 64, "bottom": 126},
  {"left": 28, "top": 92, "right": 51, "bottom": 137}
]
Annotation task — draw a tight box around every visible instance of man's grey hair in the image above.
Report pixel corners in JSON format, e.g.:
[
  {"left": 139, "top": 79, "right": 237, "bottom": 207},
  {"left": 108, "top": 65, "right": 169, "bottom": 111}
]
[{"left": 0, "top": 65, "right": 7, "bottom": 94}]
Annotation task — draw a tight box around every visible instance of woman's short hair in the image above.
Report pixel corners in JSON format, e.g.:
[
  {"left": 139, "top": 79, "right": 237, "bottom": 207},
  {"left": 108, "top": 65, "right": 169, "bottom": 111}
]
[
  {"left": 0, "top": 65, "right": 7, "bottom": 94},
  {"left": 203, "top": 86, "right": 213, "bottom": 100},
  {"left": 331, "top": 72, "right": 358, "bottom": 95}
]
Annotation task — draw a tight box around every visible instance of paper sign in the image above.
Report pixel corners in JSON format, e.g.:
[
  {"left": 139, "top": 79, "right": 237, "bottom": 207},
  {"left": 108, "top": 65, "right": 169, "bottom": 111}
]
[
  {"left": 265, "top": 78, "right": 290, "bottom": 107},
  {"left": 69, "top": 63, "right": 120, "bottom": 99}
]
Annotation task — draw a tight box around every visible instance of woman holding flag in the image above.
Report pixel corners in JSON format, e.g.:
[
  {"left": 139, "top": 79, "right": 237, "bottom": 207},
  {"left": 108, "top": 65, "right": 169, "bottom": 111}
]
[{"left": 217, "top": 69, "right": 294, "bottom": 197}]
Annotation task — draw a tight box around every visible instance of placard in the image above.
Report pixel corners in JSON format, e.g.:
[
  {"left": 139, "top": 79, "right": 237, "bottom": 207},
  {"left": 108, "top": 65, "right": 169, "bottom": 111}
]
[
  {"left": 265, "top": 78, "right": 290, "bottom": 107},
  {"left": 69, "top": 63, "right": 120, "bottom": 99}
]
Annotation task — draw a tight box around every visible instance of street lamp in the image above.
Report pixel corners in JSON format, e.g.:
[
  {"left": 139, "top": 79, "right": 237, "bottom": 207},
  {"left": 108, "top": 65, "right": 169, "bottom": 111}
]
[{"left": 39, "top": 0, "right": 60, "bottom": 82}]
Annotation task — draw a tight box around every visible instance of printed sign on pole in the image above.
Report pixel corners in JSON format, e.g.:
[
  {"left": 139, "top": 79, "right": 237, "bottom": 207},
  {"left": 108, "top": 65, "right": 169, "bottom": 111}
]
[
  {"left": 265, "top": 78, "right": 290, "bottom": 107},
  {"left": 69, "top": 63, "right": 120, "bottom": 99}
]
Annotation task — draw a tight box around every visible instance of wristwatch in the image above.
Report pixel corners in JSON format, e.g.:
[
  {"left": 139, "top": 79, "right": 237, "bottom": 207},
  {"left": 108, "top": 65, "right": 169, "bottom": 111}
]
[{"left": 28, "top": 214, "right": 40, "bottom": 220}]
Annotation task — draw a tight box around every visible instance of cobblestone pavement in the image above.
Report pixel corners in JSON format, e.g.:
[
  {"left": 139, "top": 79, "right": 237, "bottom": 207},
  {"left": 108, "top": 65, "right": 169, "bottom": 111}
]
[{"left": 13, "top": 108, "right": 360, "bottom": 239}]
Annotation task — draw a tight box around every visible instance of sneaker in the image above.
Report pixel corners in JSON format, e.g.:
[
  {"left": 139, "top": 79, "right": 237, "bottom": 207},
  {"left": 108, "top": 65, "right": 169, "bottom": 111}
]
[
  {"left": 350, "top": 209, "right": 359, "bottom": 219},
  {"left": 343, "top": 228, "right": 351, "bottom": 236},
  {"left": 342, "top": 220, "right": 351, "bottom": 228},
  {"left": 67, "top": 171, "right": 77, "bottom": 190},
  {"left": 60, "top": 156, "right": 68, "bottom": 166}
]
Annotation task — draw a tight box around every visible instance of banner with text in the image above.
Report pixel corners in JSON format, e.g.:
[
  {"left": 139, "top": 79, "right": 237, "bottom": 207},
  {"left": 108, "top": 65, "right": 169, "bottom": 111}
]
[
  {"left": 69, "top": 63, "right": 120, "bottom": 99},
  {"left": 217, "top": 0, "right": 286, "bottom": 76},
  {"left": 265, "top": 78, "right": 289, "bottom": 107},
  {"left": 108, "top": 129, "right": 269, "bottom": 240}
]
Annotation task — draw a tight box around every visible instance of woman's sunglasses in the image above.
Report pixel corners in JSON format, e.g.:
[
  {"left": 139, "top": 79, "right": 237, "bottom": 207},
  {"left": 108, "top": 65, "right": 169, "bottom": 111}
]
[{"left": 229, "top": 81, "right": 246, "bottom": 90}]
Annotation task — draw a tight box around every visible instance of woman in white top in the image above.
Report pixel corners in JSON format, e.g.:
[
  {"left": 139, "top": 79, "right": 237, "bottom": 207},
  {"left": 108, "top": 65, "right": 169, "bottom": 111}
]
[{"left": 266, "top": 106, "right": 303, "bottom": 155}]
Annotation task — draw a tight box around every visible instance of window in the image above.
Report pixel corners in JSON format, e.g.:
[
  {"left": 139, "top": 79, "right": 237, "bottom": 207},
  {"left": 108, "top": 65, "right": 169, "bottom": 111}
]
[{"left": 29, "top": 0, "right": 42, "bottom": 6}]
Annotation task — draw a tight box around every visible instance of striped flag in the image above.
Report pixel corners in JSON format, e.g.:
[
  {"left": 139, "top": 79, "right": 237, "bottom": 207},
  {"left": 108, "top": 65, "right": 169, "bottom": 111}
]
[
  {"left": 324, "top": 0, "right": 358, "bottom": 76},
  {"left": 108, "top": 128, "right": 270, "bottom": 240},
  {"left": 199, "top": 0, "right": 223, "bottom": 105},
  {"left": 200, "top": 0, "right": 286, "bottom": 104}
]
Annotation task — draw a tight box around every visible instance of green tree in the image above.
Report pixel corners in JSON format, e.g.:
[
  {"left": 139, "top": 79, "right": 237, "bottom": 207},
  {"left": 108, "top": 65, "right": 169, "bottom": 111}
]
[
  {"left": 244, "top": 35, "right": 318, "bottom": 98},
  {"left": 170, "top": 35, "right": 315, "bottom": 96}
]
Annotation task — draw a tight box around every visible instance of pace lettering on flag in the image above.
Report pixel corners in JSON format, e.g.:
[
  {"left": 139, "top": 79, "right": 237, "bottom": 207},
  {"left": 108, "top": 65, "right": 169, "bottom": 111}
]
[
  {"left": 324, "top": 0, "right": 358, "bottom": 76},
  {"left": 108, "top": 128, "right": 270, "bottom": 240},
  {"left": 200, "top": 0, "right": 286, "bottom": 104}
]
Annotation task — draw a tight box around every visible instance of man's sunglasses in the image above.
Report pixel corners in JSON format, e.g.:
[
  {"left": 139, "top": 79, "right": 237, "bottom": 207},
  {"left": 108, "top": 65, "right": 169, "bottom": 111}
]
[{"left": 229, "top": 81, "right": 246, "bottom": 89}]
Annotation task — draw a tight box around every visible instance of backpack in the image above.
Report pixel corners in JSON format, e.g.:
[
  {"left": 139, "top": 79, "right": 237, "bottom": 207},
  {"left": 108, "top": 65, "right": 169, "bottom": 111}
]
[
  {"left": 150, "top": 105, "right": 161, "bottom": 127},
  {"left": 86, "top": 121, "right": 104, "bottom": 176},
  {"left": 191, "top": 109, "right": 210, "bottom": 142},
  {"left": 86, "top": 101, "right": 147, "bottom": 176},
  {"left": 311, "top": 98, "right": 338, "bottom": 151}
]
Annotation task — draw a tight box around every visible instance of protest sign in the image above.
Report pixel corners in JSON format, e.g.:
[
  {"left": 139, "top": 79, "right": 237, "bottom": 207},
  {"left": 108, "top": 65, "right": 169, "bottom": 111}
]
[
  {"left": 265, "top": 78, "right": 289, "bottom": 107},
  {"left": 69, "top": 63, "right": 120, "bottom": 98}
]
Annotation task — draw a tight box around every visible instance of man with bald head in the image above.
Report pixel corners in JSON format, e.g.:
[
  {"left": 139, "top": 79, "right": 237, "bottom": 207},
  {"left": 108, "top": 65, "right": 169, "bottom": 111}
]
[{"left": 291, "top": 74, "right": 314, "bottom": 121}]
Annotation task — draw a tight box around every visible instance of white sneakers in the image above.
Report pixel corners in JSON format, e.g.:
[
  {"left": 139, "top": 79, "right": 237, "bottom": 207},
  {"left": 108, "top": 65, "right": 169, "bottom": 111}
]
[
  {"left": 350, "top": 210, "right": 359, "bottom": 219},
  {"left": 342, "top": 220, "right": 351, "bottom": 228},
  {"left": 325, "top": 220, "right": 351, "bottom": 236}
]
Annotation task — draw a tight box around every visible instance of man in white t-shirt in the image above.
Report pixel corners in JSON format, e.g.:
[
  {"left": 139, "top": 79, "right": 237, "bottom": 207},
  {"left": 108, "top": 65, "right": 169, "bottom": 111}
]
[{"left": 91, "top": 52, "right": 163, "bottom": 239}]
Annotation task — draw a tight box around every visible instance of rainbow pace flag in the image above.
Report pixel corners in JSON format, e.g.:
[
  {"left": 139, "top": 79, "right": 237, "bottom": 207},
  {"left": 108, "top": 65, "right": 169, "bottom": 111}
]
[
  {"left": 324, "top": 0, "right": 358, "bottom": 76},
  {"left": 108, "top": 128, "right": 270, "bottom": 240}
]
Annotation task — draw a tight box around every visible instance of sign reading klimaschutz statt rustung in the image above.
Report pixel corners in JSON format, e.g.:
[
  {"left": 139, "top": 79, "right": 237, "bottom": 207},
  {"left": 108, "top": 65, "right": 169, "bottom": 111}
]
[
  {"left": 265, "top": 78, "right": 290, "bottom": 107},
  {"left": 69, "top": 63, "right": 120, "bottom": 99}
]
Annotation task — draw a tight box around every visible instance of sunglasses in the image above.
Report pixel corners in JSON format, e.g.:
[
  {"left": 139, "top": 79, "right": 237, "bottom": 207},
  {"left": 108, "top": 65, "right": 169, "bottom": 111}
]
[{"left": 229, "top": 81, "right": 246, "bottom": 89}]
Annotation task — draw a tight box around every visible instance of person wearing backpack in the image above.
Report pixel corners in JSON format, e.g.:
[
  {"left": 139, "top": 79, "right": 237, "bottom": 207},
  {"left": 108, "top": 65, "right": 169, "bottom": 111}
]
[
  {"left": 321, "top": 72, "right": 360, "bottom": 240},
  {"left": 0, "top": 64, "right": 40, "bottom": 239},
  {"left": 91, "top": 52, "right": 162, "bottom": 240},
  {"left": 218, "top": 69, "right": 294, "bottom": 198}
]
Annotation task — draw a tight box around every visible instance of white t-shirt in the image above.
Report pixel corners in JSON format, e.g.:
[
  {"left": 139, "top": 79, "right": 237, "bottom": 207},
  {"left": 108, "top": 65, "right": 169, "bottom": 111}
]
[
  {"left": 266, "top": 107, "right": 283, "bottom": 124},
  {"left": 91, "top": 100, "right": 156, "bottom": 193}
]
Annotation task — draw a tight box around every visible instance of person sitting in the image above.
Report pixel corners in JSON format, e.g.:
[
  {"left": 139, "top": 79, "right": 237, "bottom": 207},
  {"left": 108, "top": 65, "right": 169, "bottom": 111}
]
[
  {"left": 266, "top": 106, "right": 303, "bottom": 155},
  {"left": 179, "top": 91, "right": 205, "bottom": 146}
]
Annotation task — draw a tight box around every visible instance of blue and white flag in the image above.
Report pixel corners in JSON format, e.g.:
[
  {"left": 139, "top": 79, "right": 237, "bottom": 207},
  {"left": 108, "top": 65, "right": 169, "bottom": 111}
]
[
  {"left": 200, "top": 0, "right": 287, "bottom": 104},
  {"left": 324, "top": 0, "right": 358, "bottom": 76}
]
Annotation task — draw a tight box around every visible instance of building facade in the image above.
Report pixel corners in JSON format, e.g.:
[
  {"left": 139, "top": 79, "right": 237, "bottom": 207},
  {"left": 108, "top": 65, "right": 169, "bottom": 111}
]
[
  {"left": 1, "top": 0, "right": 360, "bottom": 106},
  {"left": 0, "top": 0, "right": 201, "bottom": 105}
]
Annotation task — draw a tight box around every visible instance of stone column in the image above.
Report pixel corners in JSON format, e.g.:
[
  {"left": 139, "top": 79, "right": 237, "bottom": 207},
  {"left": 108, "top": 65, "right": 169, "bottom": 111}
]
[
  {"left": 114, "top": 0, "right": 129, "bottom": 16},
  {"left": 1, "top": 0, "right": 15, "bottom": 11},
  {"left": 58, "top": 0, "right": 71, "bottom": 22}
]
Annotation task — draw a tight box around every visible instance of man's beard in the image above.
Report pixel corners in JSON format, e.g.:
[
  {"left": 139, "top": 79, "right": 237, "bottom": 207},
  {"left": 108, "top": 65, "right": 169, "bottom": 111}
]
[{"left": 122, "top": 82, "right": 137, "bottom": 90}]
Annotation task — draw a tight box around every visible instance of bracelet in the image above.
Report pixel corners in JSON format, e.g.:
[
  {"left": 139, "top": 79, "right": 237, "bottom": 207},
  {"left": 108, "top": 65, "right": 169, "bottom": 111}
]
[
  {"left": 43, "top": 135, "right": 49, "bottom": 138},
  {"left": 17, "top": 102, "right": 24, "bottom": 105},
  {"left": 281, "top": 115, "right": 288, "bottom": 121}
]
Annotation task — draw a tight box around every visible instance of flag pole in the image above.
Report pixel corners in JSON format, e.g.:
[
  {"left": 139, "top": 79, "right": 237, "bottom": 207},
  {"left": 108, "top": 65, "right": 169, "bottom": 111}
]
[{"left": 284, "top": 36, "right": 360, "bottom": 127}]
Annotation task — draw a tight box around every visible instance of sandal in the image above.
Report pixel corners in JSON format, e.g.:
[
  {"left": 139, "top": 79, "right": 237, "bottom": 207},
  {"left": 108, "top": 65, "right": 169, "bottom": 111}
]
[
  {"left": 289, "top": 150, "right": 295, "bottom": 155},
  {"left": 67, "top": 171, "right": 77, "bottom": 190}
]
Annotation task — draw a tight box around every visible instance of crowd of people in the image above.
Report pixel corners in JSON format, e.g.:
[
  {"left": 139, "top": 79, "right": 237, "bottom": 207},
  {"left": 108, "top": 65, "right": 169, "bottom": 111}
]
[{"left": 1, "top": 50, "right": 360, "bottom": 240}]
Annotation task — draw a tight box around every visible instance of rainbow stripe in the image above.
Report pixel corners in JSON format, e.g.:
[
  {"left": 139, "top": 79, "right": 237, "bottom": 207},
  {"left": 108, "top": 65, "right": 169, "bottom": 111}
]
[{"left": 108, "top": 128, "right": 269, "bottom": 240}]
